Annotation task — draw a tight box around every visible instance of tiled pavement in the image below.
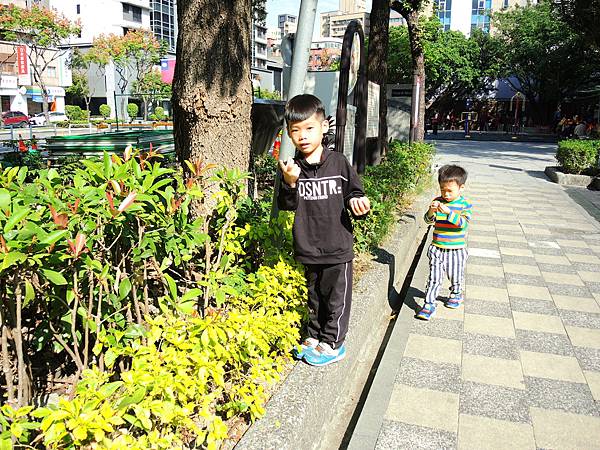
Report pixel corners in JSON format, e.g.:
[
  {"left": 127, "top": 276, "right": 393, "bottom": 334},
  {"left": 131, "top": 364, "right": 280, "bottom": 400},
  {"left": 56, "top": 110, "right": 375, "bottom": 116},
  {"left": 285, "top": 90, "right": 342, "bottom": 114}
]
[{"left": 353, "top": 142, "right": 600, "bottom": 450}]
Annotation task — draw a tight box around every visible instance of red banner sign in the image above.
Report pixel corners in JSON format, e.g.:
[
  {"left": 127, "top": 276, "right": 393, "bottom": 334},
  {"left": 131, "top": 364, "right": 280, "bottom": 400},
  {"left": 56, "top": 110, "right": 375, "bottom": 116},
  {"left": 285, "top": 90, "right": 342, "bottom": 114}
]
[{"left": 17, "top": 45, "right": 28, "bottom": 75}]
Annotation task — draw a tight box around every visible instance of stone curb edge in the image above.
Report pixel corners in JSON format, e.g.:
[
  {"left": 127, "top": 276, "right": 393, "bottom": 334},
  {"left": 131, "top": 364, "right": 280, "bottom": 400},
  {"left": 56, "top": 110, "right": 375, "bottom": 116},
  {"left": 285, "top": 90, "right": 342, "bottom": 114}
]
[{"left": 237, "top": 181, "right": 436, "bottom": 450}]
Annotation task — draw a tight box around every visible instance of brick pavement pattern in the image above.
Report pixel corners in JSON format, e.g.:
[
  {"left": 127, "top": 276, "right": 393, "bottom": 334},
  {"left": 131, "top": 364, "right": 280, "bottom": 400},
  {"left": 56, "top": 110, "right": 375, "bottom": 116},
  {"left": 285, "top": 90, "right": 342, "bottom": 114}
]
[{"left": 375, "top": 142, "right": 600, "bottom": 450}]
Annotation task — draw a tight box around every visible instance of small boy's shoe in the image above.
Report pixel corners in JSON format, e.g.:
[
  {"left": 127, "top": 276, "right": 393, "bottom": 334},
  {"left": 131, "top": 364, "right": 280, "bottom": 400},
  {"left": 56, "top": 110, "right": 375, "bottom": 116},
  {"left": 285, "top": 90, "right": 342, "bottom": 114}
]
[
  {"left": 292, "top": 337, "right": 319, "bottom": 360},
  {"left": 446, "top": 293, "right": 463, "bottom": 309},
  {"left": 303, "top": 342, "right": 346, "bottom": 367},
  {"left": 416, "top": 303, "right": 436, "bottom": 321}
]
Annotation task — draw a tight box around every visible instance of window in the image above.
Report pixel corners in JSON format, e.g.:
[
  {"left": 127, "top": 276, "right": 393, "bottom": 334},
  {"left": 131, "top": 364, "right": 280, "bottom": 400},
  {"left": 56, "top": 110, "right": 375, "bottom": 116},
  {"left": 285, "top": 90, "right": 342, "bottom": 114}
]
[
  {"left": 471, "top": 0, "right": 491, "bottom": 32},
  {"left": 47, "top": 66, "right": 57, "bottom": 77},
  {"left": 123, "top": 3, "right": 142, "bottom": 23},
  {"left": 503, "top": 0, "right": 509, "bottom": 8},
  {"left": 76, "top": 4, "right": 80, "bottom": 14},
  {"left": 436, "top": 0, "right": 452, "bottom": 31}
]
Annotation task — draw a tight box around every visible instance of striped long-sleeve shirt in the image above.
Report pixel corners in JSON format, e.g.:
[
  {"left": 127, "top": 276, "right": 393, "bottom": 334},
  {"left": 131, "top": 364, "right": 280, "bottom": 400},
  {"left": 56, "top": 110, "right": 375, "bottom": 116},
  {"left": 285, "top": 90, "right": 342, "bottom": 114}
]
[{"left": 424, "top": 196, "right": 473, "bottom": 248}]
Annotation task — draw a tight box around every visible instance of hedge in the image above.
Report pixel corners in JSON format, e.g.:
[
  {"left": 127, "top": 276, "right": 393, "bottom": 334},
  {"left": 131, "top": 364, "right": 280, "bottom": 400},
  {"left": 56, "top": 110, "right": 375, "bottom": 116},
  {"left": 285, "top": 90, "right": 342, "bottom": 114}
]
[{"left": 556, "top": 140, "right": 600, "bottom": 174}]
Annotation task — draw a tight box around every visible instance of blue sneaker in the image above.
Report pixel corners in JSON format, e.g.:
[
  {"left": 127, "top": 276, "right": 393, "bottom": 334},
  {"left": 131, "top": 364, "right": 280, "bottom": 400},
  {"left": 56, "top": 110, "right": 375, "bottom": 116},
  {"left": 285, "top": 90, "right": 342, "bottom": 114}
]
[
  {"left": 416, "top": 303, "right": 436, "bottom": 321},
  {"left": 303, "top": 342, "right": 346, "bottom": 367},
  {"left": 446, "top": 293, "right": 463, "bottom": 309},
  {"left": 292, "top": 337, "right": 319, "bottom": 360}
]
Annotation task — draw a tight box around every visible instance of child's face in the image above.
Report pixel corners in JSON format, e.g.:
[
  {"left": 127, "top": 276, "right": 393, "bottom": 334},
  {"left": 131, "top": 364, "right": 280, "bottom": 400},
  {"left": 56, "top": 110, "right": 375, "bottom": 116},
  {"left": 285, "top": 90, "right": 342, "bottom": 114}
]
[
  {"left": 287, "top": 112, "right": 329, "bottom": 159},
  {"left": 439, "top": 180, "right": 464, "bottom": 202}
]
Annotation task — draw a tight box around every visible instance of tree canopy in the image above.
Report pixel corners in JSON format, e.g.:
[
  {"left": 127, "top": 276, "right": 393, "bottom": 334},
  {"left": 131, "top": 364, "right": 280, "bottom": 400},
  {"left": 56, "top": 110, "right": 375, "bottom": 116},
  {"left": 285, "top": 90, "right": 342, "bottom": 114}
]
[{"left": 492, "top": 0, "right": 600, "bottom": 122}]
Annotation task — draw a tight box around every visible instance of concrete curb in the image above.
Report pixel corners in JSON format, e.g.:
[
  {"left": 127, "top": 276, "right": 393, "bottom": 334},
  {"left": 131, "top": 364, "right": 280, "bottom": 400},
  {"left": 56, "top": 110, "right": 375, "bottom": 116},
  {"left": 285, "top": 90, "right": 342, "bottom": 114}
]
[
  {"left": 544, "top": 166, "right": 597, "bottom": 188},
  {"left": 237, "top": 184, "right": 435, "bottom": 450}
]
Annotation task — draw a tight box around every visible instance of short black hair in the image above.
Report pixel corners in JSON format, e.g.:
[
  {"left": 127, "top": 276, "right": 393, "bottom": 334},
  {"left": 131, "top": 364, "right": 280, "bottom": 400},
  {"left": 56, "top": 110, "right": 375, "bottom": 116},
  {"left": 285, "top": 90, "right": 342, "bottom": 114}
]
[
  {"left": 438, "top": 164, "right": 468, "bottom": 185},
  {"left": 284, "top": 94, "right": 326, "bottom": 125}
]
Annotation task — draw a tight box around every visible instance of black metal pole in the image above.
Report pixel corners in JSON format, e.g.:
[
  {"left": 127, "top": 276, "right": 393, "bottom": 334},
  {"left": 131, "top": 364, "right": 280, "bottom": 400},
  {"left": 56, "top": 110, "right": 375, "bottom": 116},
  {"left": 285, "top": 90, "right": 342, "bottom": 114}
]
[
  {"left": 114, "top": 91, "right": 119, "bottom": 131},
  {"left": 335, "top": 20, "right": 367, "bottom": 174}
]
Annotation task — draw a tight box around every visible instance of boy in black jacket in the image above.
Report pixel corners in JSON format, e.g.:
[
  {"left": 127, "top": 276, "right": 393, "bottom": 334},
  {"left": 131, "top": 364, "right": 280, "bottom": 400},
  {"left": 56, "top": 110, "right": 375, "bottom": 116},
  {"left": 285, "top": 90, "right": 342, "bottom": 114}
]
[{"left": 278, "top": 94, "right": 370, "bottom": 367}]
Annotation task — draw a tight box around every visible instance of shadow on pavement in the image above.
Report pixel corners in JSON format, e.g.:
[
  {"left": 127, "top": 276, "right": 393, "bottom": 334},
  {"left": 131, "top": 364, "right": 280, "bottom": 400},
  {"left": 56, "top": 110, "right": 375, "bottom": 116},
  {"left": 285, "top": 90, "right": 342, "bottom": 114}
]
[{"left": 564, "top": 187, "right": 600, "bottom": 223}]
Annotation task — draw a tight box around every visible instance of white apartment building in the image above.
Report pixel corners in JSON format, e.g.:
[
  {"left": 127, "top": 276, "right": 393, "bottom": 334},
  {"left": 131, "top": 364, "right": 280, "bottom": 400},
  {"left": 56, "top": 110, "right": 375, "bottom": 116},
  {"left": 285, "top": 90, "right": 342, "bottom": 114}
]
[
  {"left": 433, "top": 0, "right": 530, "bottom": 35},
  {"left": 320, "top": 10, "right": 370, "bottom": 39},
  {"left": 278, "top": 14, "right": 297, "bottom": 37}
]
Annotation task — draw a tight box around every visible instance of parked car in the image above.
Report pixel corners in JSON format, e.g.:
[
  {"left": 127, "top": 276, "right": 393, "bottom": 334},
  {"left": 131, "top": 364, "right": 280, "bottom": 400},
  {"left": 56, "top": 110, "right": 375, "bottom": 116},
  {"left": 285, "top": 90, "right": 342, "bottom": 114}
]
[
  {"left": 28, "top": 111, "right": 69, "bottom": 126},
  {"left": 1, "top": 111, "right": 29, "bottom": 128}
]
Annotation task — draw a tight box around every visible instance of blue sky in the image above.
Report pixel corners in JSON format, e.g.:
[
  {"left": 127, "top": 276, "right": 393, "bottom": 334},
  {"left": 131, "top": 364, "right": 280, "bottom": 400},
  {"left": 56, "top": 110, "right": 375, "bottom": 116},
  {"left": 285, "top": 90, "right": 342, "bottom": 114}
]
[{"left": 265, "top": 0, "right": 373, "bottom": 37}]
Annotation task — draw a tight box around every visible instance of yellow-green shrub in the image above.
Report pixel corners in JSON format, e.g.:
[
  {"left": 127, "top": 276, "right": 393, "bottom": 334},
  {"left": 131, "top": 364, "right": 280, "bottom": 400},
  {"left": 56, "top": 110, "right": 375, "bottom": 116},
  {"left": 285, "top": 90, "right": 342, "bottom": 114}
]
[{"left": 29, "top": 259, "right": 305, "bottom": 450}]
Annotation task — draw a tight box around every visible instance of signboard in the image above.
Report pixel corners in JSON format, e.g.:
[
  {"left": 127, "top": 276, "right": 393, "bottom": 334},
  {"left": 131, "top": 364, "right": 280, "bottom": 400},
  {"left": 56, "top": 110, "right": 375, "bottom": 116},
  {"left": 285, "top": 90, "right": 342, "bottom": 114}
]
[
  {"left": 17, "top": 45, "right": 28, "bottom": 75},
  {"left": 0, "top": 76, "right": 17, "bottom": 90}
]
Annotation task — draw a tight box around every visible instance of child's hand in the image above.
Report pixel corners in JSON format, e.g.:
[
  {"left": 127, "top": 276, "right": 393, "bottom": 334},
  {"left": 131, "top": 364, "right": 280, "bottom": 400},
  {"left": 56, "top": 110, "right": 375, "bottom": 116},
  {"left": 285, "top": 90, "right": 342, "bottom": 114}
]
[
  {"left": 428, "top": 200, "right": 440, "bottom": 216},
  {"left": 349, "top": 196, "right": 370, "bottom": 216},
  {"left": 279, "top": 159, "right": 300, "bottom": 188},
  {"left": 437, "top": 202, "right": 451, "bottom": 214}
]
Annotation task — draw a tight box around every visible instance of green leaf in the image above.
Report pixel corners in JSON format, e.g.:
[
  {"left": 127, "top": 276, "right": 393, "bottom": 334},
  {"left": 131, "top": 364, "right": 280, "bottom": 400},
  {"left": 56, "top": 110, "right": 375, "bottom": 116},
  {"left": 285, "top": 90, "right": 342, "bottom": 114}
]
[
  {"left": 181, "top": 288, "right": 203, "bottom": 302},
  {"left": 118, "top": 278, "right": 132, "bottom": 300},
  {"left": 116, "top": 387, "right": 146, "bottom": 409},
  {"left": 163, "top": 273, "right": 177, "bottom": 301},
  {"left": 4, "top": 207, "right": 29, "bottom": 233},
  {"left": 1, "top": 252, "right": 27, "bottom": 271},
  {"left": 41, "top": 269, "right": 68, "bottom": 286},
  {"left": 103, "top": 152, "right": 112, "bottom": 178},
  {"left": 24, "top": 281, "right": 35, "bottom": 306},
  {"left": 97, "top": 381, "right": 123, "bottom": 399},
  {"left": 40, "top": 230, "right": 68, "bottom": 246},
  {"left": 0, "top": 188, "right": 10, "bottom": 211}
]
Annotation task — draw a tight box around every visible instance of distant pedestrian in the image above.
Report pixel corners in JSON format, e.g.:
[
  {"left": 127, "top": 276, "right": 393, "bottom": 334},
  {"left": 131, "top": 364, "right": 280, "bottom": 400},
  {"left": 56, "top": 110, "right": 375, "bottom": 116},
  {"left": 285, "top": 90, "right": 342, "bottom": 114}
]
[
  {"left": 278, "top": 94, "right": 370, "bottom": 366},
  {"left": 17, "top": 134, "right": 27, "bottom": 153},
  {"left": 417, "top": 165, "right": 473, "bottom": 321}
]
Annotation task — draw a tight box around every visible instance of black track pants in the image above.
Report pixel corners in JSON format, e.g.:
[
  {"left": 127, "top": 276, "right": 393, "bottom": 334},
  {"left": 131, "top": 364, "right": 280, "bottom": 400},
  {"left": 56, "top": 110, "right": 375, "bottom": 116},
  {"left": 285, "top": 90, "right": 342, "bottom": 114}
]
[{"left": 304, "top": 260, "right": 353, "bottom": 350}]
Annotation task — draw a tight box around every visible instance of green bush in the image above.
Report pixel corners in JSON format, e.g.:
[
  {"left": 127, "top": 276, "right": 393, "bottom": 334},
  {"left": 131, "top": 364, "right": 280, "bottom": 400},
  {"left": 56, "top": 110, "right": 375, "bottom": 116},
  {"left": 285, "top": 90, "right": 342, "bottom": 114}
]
[
  {"left": 148, "top": 113, "right": 158, "bottom": 121},
  {"left": 65, "top": 105, "right": 88, "bottom": 121},
  {"left": 354, "top": 141, "right": 435, "bottom": 253},
  {"left": 556, "top": 140, "right": 600, "bottom": 174},
  {"left": 254, "top": 89, "right": 282, "bottom": 100},
  {"left": 254, "top": 152, "right": 278, "bottom": 192},
  {"left": 127, "top": 103, "right": 139, "bottom": 121},
  {"left": 154, "top": 106, "right": 166, "bottom": 121},
  {"left": 0, "top": 154, "right": 305, "bottom": 448},
  {"left": 99, "top": 103, "right": 111, "bottom": 119}
]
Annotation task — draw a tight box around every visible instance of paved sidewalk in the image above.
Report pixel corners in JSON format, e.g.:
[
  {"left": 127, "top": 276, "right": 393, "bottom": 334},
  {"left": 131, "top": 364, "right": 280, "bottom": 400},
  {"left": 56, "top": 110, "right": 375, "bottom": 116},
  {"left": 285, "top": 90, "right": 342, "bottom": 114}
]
[{"left": 351, "top": 141, "right": 600, "bottom": 449}]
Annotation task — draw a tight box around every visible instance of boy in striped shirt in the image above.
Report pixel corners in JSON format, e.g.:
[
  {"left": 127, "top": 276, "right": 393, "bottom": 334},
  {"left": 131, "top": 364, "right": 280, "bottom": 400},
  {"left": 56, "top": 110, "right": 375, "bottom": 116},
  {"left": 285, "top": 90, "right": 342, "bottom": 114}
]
[{"left": 417, "top": 165, "right": 473, "bottom": 321}]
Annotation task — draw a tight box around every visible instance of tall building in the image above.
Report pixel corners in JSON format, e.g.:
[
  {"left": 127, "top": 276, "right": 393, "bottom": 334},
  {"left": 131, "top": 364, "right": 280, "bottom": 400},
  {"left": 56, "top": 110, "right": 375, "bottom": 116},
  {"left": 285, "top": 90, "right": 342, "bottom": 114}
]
[
  {"left": 252, "top": 21, "right": 268, "bottom": 71},
  {"left": 278, "top": 14, "right": 297, "bottom": 37},
  {"left": 432, "top": 0, "right": 529, "bottom": 35},
  {"left": 150, "top": 0, "right": 177, "bottom": 53},
  {"left": 320, "top": 10, "right": 370, "bottom": 39}
]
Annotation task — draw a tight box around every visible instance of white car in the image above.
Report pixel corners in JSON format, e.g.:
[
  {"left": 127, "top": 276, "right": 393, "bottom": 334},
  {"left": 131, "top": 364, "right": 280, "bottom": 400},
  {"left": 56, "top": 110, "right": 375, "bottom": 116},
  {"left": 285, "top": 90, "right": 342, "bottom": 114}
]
[{"left": 29, "top": 111, "right": 69, "bottom": 126}]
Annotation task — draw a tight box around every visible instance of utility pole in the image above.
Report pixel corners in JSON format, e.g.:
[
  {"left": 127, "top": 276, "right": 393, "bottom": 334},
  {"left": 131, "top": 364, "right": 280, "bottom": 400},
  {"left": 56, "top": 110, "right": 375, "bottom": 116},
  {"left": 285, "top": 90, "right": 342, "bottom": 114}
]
[{"left": 272, "top": 0, "right": 318, "bottom": 217}]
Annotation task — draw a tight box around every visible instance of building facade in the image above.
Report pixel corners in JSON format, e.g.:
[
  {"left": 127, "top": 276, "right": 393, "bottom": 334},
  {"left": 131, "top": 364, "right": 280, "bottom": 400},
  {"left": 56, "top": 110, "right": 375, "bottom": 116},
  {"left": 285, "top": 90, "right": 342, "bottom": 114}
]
[
  {"left": 150, "top": 0, "right": 177, "bottom": 53},
  {"left": 0, "top": 1, "right": 73, "bottom": 115},
  {"left": 309, "top": 37, "right": 342, "bottom": 71},
  {"left": 433, "top": 0, "right": 529, "bottom": 36},
  {"left": 278, "top": 14, "right": 297, "bottom": 37},
  {"left": 320, "top": 10, "right": 370, "bottom": 39}
]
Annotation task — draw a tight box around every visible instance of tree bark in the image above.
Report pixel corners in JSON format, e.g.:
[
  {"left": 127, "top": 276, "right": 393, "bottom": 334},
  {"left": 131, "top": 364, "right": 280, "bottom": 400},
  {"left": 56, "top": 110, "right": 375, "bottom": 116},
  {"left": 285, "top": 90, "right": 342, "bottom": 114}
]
[
  {"left": 173, "top": 0, "right": 252, "bottom": 183},
  {"left": 405, "top": 10, "right": 426, "bottom": 142},
  {"left": 367, "top": 0, "right": 391, "bottom": 158},
  {"left": 392, "top": 1, "right": 426, "bottom": 142}
]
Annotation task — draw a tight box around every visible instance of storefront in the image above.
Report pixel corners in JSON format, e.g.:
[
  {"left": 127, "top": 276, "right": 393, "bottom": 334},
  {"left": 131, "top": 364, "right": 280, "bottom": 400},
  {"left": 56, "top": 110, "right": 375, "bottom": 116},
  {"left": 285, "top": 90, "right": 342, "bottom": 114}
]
[{"left": 24, "top": 86, "right": 66, "bottom": 115}]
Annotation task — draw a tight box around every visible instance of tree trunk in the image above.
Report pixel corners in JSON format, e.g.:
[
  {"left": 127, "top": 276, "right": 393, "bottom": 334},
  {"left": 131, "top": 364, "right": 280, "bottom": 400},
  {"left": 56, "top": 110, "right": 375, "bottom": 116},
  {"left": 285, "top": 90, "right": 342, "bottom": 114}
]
[
  {"left": 405, "top": 9, "right": 426, "bottom": 142},
  {"left": 173, "top": 0, "right": 252, "bottom": 182},
  {"left": 367, "top": 0, "right": 391, "bottom": 159}
]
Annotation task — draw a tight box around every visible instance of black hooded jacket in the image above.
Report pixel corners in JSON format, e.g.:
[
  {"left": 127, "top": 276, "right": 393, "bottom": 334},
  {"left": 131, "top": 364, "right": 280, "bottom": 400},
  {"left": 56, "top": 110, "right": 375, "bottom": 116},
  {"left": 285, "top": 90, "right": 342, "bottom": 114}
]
[{"left": 278, "top": 148, "right": 366, "bottom": 264}]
